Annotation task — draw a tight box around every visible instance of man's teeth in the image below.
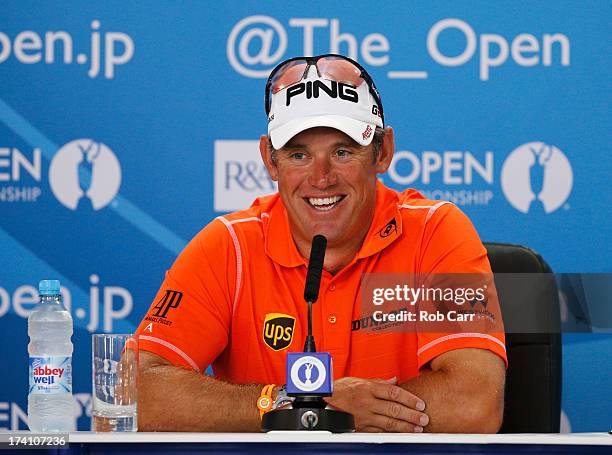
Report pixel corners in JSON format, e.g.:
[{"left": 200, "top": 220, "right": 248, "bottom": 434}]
[{"left": 308, "top": 196, "right": 342, "bottom": 208}]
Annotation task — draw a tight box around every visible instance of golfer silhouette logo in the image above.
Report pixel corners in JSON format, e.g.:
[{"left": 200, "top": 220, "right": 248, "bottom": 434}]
[
  {"left": 501, "top": 142, "right": 573, "bottom": 214},
  {"left": 290, "top": 356, "right": 327, "bottom": 392},
  {"left": 49, "top": 139, "right": 122, "bottom": 210},
  {"left": 303, "top": 363, "right": 314, "bottom": 386},
  {"left": 528, "top": 144, "right": 552, "bottom": 212},
  {"left": 77, "top": 141, "right": 98, "bottom": 208}
]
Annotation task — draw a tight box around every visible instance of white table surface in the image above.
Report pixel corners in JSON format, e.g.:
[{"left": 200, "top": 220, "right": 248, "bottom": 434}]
[{"left": 63, "top": 431, "right": 612, "bottom": 445}]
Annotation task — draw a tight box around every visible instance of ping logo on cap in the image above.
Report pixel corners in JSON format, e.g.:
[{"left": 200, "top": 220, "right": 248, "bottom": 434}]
[
  {"left": 263, "top": 313, "right": 295, "bottom": 351},
  {"left": 286, "top": 80, "right": 358, "bottom": 106}
]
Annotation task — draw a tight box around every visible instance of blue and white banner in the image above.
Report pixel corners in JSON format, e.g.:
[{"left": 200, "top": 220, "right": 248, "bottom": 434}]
[{"left": 0, "top": 1, "right": 609, "bottom": 431}]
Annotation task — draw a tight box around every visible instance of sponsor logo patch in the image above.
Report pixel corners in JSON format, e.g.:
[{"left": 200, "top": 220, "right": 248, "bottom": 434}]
[
  {"left": 145, "top": 289, "right": 183, "bottom": 327},
  {"left": 378, "top": 217, "right": 397, "bottom": 238},
  {"left": 263, "top": 313, "right": 295, "bottom": 351}
]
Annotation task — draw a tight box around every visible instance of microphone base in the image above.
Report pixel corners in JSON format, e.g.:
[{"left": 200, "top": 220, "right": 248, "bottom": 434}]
[{"left": 261, "top": 407, "right": 355, "bottom": 433}]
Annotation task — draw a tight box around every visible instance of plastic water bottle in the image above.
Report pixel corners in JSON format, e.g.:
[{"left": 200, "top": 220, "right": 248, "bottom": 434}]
[{"left": 28, "top": 280, "right": 74, "bottom": 432}]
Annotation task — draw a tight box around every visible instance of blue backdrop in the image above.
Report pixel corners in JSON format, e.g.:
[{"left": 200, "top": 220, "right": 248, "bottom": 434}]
[{"left": 0, "top": 1, "right": 610, "bottom": 432}]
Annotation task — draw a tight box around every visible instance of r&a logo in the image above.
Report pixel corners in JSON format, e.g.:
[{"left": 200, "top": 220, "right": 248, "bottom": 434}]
[
  {"left": 263, "top": 313, "right": 295, "bottom": 351},
  {"left": 214, "top": 140, "right": 277, "bottom": 212}
]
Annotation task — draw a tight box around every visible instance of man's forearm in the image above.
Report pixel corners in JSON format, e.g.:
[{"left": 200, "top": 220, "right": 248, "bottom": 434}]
[
  {"left": 139, "top": 363, "right": 263, "bottom": 432},
  {"left": 399, "top": 349, "right": 505, "bottom": 433}
]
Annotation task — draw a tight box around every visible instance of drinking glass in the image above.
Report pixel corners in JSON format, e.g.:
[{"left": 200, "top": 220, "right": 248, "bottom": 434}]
[{"left": 91, "top": 334, "right": 138, "bottom": 431}]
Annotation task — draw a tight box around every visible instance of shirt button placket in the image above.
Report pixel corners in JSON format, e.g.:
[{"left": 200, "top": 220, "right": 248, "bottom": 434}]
[{"left": 327, "top": 283, "right": 337, "bottom": 324}]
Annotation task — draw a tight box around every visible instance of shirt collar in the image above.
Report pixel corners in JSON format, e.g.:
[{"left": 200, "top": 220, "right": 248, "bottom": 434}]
[
  {"left": 356, "top": 180, "right": 403, "bottom": 259},
  {"left": 264, "top": 196, "right": 307, "bottom": 268}
]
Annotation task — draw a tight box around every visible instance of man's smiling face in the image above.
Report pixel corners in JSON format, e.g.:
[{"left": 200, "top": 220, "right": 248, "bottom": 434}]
[{"left": 261, "top": 127, "right": 393, "bottom": 253}]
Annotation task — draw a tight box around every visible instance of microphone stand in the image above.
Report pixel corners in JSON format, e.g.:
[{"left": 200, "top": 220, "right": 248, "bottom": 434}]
[
  {"left": 289, "top": 298, "right": 326, "bottom": 414},
  {"left": 261, "top": 235, "right": 354, "bottom": 432}
]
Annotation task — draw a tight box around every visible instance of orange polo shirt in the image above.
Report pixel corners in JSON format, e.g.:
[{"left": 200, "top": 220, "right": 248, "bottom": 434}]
[{"left": 135, "top": 181, "right": 506, "bottom": 383}]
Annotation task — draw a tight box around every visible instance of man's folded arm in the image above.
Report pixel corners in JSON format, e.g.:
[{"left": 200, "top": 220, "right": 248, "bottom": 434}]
[
  {"left": 399, "top": 348, "right": 505, "bottom": 433},
  {"left": 138, "top": 351, "right": 263, "bottom": 432},
  {"left": 136, "top": 217, "right": 249, "bottom": 431}
]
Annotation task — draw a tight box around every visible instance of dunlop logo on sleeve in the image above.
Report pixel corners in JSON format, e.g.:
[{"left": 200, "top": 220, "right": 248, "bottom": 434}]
[{"left": 263, "top": 313, "right": 295, "bottom": 351}]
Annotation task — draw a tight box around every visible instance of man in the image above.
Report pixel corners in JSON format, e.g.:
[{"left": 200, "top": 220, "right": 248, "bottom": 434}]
[{"left": 136, "top": 54, "right": 506, "bottom": 433}]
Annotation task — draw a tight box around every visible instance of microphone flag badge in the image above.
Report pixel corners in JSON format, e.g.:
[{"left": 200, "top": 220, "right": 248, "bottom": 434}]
[{"left": 286, "top": 352, "right": 333, "bottom": 396}]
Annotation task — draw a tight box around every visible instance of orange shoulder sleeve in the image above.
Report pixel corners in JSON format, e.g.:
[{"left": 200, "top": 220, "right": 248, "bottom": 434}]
[
  {"left": 416, "top": 203, "right": 507, "bottom": 368},
  {"left": 135, "top": 219, "right": 237, "bottom": 372}
]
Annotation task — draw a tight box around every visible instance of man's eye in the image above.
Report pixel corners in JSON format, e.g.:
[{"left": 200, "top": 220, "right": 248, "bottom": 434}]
[
  {"left": 335, "top": 149, "right": 352, "bottom": 158},
  {"left": 290, "top": 152, "right": 306, "bottom": 160}
]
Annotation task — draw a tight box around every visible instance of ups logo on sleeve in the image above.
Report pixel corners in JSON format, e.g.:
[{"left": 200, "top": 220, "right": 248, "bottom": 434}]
[{"left": 263, "top": 313, "right": 295, "bottom": 351}]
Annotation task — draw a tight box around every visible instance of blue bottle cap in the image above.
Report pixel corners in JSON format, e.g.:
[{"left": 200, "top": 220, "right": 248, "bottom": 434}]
[{"left": 39, "top": 279, "right": 61, "bottom": 295}]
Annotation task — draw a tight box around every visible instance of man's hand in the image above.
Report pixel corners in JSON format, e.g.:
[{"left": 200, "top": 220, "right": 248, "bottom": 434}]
[{"left": 324, "top": 377, "right": 429, "bottom": 432}]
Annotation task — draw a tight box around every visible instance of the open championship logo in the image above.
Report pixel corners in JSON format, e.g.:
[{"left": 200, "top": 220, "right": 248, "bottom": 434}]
[
  {"left": 290, "top": 356, "right": 326, "bottom": 392},
  {"left": 501, "top": 142, "right": 573, "bottom": 214},
  {"left": 49, "top": 139, "right": 121, "bottom": 210}
]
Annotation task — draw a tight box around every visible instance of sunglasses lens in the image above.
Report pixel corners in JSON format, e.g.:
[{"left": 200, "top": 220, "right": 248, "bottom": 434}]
[
  {"left": 317, "top": 56, "right": 364, "bottom": 87},
  {"left": 270, "top": 60, "right": 308, "bottom": 94}
]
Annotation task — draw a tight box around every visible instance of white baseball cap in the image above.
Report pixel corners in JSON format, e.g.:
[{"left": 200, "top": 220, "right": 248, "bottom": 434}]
[{"left": 267, "top": 58, "right": 384, "bottom": 150}]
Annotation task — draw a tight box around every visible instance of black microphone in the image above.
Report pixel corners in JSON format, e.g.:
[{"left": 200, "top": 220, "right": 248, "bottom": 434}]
[
  {"left": 303, "top": 235, "right": 326, "bottom": 352},
  {"left": 304, "top": 235, "right": 327, "bottom": 303}
]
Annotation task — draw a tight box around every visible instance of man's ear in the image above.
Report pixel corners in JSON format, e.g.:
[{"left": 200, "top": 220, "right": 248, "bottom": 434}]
[
  {"left": 375, "top": 126, "right": 395, "bottom": 174},
  {"left": 259, "top": 135, "right": 279, "bottom": 181}
]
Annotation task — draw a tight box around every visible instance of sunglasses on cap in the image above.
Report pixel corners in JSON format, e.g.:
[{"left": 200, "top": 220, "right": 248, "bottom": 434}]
[{"left": 264, "top": 54, "right": 384, "bottom": 124}]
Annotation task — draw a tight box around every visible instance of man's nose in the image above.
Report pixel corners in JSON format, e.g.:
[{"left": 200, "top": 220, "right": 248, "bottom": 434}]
[{"left": 307, "top": 156, "right": 337, "bottom": 188}]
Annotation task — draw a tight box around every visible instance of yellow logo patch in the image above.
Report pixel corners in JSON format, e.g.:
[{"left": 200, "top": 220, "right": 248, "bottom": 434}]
[{"left": 263, "top": 313, "right": 295, "bottom": 351}]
